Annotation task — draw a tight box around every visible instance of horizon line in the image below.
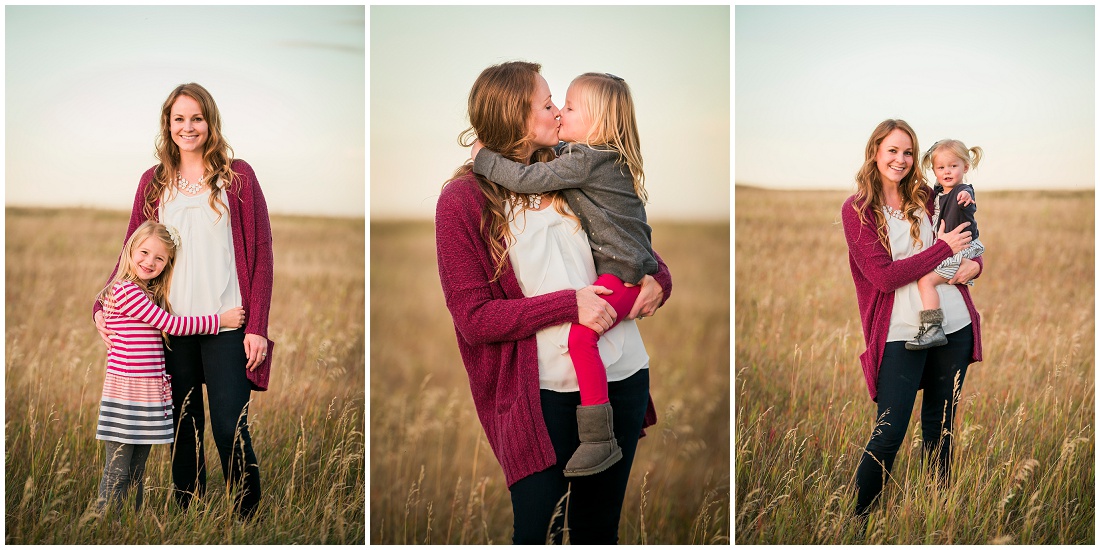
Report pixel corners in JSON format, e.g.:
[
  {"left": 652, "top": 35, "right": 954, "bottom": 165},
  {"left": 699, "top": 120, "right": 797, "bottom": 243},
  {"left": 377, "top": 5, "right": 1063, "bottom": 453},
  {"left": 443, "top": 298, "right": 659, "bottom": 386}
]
[
  {"left": 735, "top": 183, "right": 1095, "bottom": 193},
  {"left": 5, "top": 203, "right": 365, "bottom": 221}
]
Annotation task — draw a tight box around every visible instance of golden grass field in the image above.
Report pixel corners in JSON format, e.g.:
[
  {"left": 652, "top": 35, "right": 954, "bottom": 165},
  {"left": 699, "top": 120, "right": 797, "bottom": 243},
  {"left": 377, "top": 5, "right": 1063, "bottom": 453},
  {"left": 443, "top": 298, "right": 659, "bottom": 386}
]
[
  {"left": 370, "top": 220, "right": 730, "bottom": 544},
  {"left": 735, "top": 187, "right": 1094, "bottom": 544},
  {"left": 5, "top": 207, "right": 365, "bottom": 544}
]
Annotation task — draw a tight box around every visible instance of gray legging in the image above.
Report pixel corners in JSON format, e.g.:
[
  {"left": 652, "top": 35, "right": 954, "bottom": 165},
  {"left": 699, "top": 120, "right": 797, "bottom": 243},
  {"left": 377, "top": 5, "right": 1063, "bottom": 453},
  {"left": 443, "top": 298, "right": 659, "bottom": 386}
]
[{"left": 97, "top": 441, "right": 151, "bottom": 512}]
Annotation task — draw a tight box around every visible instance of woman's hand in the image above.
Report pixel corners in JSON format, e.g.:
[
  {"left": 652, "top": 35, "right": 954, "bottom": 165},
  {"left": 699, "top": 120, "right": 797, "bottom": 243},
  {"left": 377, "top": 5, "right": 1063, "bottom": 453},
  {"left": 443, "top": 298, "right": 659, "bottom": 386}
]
[
  {"left": 938, "top": 220, "right": 972, "bottom": 254},
  {"left": 577, "top": 285, "right": 616, "bottom": 335},
  {"left": 471, "top": 139, "right": 484, "bottom": 161},
  {"left": 94, "top": 310, "right": 114, "bottom": 349},
  {"left": 627, "top": 275, "right": 665, "bottom": 320},
  {"left": 244, "top": 333, "right": 269, "bottom": 372},
  {"left": 950, "top": 258, "right": 980, "bottom": 285},
  {"left": 220, "top": 307, "right": 246, "bottom": 329}
]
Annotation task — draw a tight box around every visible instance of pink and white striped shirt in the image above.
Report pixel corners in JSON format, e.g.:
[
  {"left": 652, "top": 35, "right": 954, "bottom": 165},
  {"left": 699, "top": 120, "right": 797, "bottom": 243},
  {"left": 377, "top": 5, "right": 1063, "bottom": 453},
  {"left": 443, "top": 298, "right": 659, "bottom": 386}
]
[{"left": 104, "top": 280, "right": 219, "bottom": 377}]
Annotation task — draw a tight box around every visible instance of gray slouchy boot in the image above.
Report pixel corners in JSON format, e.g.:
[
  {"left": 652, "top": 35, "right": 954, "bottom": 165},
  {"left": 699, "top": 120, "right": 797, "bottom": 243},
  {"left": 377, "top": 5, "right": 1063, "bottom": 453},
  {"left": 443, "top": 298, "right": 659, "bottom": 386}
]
[
  {"left": 905, "top": 308, "right": 948, "bottom": 350},
  {"left": 563, "top": 403, "right": 623, "bottom": 477}
]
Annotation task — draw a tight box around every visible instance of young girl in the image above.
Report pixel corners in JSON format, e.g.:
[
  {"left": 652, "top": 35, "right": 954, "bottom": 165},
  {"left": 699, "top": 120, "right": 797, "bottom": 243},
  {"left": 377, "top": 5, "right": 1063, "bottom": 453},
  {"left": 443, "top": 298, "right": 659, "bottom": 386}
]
[
  {"left": 906, "top": 139, "right": 985, "bottom": 350},
  {"left": 470, "top": 72, "right": 656, "bottom": 477},
  {"left": 94, "top": 220, "right": 245, "bottom": 513}
]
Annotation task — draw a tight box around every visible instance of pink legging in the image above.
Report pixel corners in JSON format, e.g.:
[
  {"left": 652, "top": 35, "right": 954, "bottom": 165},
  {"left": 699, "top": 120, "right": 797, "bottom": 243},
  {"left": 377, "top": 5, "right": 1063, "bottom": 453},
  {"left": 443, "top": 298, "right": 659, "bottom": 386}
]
[{"left": 569, "top": 273, "right": 641, "bottom": 406}]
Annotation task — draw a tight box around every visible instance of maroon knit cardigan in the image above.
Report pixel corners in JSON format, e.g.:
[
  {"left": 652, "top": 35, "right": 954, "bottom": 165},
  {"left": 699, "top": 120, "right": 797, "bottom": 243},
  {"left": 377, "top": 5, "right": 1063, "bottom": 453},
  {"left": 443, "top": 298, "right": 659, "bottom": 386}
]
[
  {"left": 436, "top": 173, "right": 671, "bottom": 487},
  {"left": 93, "top": 159, "right": 275, "bottom": 390},
  {"left": 841, "top": 187, "right": 983, "bottom": 402}
]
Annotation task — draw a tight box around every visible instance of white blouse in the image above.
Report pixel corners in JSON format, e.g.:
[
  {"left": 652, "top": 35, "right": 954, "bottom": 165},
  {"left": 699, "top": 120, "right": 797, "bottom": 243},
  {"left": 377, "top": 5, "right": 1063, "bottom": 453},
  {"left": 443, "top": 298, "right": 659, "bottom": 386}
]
[
  {"left": 885, "top": 209, "right": 972, "bottom": 341},
  {"left": 160, "top": 186, "right": 242, "bottom": 332},
  {"left": 507, "top": 202, "right": 649, "bottom": 392}
]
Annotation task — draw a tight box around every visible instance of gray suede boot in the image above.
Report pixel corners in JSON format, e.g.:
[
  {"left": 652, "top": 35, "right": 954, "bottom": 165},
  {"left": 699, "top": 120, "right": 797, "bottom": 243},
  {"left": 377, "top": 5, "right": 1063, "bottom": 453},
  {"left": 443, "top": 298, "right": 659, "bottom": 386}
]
[
  {"left": 905, "top": 308, "right": 948, "bottom": 350},
  {"left": 563, "top": 403, "right": 623, "bottom": 477}
]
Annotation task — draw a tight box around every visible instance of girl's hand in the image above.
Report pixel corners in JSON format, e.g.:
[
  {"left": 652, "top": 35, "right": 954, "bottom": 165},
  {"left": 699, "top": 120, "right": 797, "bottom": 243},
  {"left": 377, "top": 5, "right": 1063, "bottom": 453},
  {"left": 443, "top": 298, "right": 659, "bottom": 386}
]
[
  {"left": 471, "top": 139, "right": 484, "bottom": 161},
  {"left": 220, "top": 306, "right": 246, "bottom": 329},
  {"left": 94, "top": 310, "right": 114, "bottom": 349},
  {"left": 627, "top": 275, "right": 665, "bottom": 320},
  {"left": 577, "top": 285, "right": 616, "bottom": 335},
  {"left": 957, "top": 190, "right": 974, "bottom": 207},
  {"left": 938, "top": 220, "right": 972, "bottom": 254},
  {"left": 244, "top": 333, "right": 269, "bottom": 372},
  {"left": 950, "top": 258, "right": 981, "bottom": 285}
]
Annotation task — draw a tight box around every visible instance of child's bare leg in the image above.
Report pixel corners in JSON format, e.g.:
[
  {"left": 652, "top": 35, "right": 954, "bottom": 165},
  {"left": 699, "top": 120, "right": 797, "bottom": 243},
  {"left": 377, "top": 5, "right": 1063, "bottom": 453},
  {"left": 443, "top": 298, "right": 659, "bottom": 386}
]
[{"left": 916, "top": 271, "right": 948, "bottom": 311}]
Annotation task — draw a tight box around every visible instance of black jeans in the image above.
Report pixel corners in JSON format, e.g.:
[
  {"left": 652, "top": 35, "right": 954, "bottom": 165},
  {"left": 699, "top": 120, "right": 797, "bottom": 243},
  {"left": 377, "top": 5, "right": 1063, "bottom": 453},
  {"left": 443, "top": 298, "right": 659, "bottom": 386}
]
[
  {"left": 509, "top": 369, "right": 650, "bottom": 544},
  {"left": 854, "top": 326, "right": 973, "bottom": 516},
  {"left": 166, "top": 329, "right": 261, "bottom": 518}
]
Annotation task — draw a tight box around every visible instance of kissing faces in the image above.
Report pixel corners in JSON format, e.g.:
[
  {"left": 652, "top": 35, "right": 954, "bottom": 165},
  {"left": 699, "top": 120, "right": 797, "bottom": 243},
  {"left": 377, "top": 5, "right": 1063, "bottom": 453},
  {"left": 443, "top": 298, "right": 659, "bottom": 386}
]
[{"left": 527, "top": 75, "right": 561, "bottom": 149}]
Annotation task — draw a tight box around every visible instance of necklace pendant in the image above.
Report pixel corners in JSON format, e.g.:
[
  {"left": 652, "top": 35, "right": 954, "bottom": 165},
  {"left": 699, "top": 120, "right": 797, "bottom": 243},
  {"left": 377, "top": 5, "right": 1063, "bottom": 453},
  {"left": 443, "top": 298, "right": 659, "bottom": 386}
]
[
  {"left": 176, "top": 171, "right": 204, "bottom": 194},
  {"left": 511, "top": 192, "right": 541, "bottom": 210}
]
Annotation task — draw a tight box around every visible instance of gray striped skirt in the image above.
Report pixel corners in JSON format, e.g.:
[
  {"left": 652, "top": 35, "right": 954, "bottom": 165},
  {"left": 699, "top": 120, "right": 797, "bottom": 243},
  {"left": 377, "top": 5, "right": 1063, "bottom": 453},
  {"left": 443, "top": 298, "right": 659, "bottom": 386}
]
[{"left": 95, "top": 372, "right": 174, "bottom": 445}]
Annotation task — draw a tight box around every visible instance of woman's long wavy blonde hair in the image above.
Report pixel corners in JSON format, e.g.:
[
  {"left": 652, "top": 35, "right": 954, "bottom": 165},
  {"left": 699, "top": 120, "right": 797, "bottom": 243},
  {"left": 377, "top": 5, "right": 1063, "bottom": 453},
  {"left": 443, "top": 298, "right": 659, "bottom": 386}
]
[
  {"left": 446, "top": 61, "right": 572, "bottom": 282},
  {"left": 852, "top": 119, "right": 930, "bottom": 252},
  {"left": 566, "top": 72, "right": 647, "bottom": 203},
  {"left": 147, "top": 83, "right": 237, "bottom": 222}
]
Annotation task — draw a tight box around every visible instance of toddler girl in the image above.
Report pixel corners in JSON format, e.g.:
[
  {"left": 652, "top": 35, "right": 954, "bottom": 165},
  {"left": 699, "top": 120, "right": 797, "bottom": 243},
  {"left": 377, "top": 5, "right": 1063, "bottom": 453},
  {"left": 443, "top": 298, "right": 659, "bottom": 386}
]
[
  {"left": 471, "top": 72, "right": 656, "bottom": 477},
  {"left": 94, "top": 221, "right": 244, "bottom": 513},
  {"left": 906, "top": 139, "right": 985, "bottom": 350}
]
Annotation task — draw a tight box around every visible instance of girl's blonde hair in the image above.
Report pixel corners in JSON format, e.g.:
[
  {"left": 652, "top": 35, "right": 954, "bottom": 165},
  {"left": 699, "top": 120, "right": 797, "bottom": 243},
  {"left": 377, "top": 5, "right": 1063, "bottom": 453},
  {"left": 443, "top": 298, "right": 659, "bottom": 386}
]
[
  {"left": 567, "top": 73, "right": 647, "bottom": 203},
  {"left": 148, "top": 83, "right": 237, "bottom": 222},
  {"left": 447, "top": 61, "right": 570, "bottom": 282},
  {"left": 921, "top": 139, "right": 984, "bottom": 179},
  {"left": 97, "top": 221, "right": 179, "bottom": 341},
  {"left": 852, "top": 119, "right": 930, "bottom": 252}
]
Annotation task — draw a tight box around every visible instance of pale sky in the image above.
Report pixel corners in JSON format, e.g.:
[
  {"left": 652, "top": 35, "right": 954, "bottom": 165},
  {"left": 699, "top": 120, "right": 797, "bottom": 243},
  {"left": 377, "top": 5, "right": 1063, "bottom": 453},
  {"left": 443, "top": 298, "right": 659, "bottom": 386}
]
[
  {"left": 6, "top": 5, "right": 365, "bottom": 217},
  {"left": 369, "top": 5, "right": 731, "bottom": 221},
  {"left": 736, "top": 5, "right": 1094, "bottom": 191}
]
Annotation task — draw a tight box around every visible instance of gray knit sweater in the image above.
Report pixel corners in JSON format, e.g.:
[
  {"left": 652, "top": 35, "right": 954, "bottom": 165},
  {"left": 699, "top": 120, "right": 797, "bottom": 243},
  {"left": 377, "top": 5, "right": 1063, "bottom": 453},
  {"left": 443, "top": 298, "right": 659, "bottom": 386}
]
[{"left": 473, "top": 144, "right": 657, "bottom": 284}]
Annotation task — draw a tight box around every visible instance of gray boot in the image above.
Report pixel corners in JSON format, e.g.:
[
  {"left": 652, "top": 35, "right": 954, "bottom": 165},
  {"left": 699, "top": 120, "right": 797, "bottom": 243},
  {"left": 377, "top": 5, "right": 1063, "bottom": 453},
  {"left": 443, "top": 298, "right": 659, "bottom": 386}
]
[
  {"left": 563, "top": 403, "right": 623, "bottom": 477},
  {"left": 906, "top": 308, "right": 948, "bottom": 350}
]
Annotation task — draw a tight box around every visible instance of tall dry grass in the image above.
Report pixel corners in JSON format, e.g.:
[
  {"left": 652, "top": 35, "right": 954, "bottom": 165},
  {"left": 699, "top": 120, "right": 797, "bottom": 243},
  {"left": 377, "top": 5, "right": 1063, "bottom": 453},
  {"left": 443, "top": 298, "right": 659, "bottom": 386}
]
[
  {"left": 370, "top": 220, "right": 730, "bottom": 544},
  {"left": 5, "top": 207, "right": 365, "bottom": 544},
  {"left": 735, "top": 187, "right": 1094, "bottom": 544}
]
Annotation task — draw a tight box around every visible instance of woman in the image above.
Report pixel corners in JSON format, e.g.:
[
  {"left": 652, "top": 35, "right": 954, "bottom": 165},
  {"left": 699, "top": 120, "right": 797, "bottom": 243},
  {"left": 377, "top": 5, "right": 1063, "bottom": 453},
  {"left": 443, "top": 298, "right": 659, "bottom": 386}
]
[
  {"left": 93, "top": 83, "right": 273, "bottom": 519},
  {"left": 435, "top": 61, "right": 672, "bottom": 543},
  {"left": 841, "top": 119, "right": 983, "bottom": 519}
]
